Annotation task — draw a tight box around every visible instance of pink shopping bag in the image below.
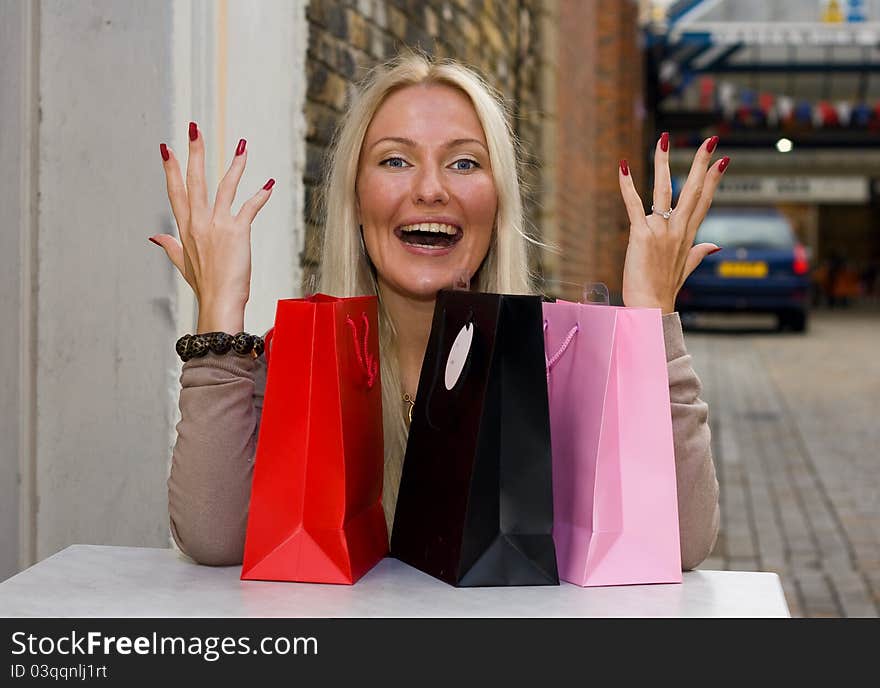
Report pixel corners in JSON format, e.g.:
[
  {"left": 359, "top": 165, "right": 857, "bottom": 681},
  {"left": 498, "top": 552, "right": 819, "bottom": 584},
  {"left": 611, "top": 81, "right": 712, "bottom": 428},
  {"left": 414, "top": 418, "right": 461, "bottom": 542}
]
[{"left": 542, "top": 300, "right": 682, "bottom": 586}]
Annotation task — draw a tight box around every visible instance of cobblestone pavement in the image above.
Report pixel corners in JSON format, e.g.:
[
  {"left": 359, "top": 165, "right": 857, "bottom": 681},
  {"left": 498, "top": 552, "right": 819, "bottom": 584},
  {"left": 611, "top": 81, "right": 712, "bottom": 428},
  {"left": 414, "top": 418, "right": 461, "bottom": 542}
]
[{"left": 685, "top": 308, "right": 880, "bottom": 617}]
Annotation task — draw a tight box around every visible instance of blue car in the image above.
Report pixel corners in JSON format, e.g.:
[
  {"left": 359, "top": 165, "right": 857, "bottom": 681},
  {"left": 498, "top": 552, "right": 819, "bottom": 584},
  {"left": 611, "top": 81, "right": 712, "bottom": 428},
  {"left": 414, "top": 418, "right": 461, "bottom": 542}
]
[{"left": 675, "top": 207, "right": 811, "bottom": 332}]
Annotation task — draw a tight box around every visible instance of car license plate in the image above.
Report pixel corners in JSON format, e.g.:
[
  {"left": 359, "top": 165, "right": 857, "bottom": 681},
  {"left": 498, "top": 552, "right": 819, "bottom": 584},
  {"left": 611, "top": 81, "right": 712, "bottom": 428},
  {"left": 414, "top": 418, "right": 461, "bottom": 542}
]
[{"left": 717, "top": 261, "right": 768, "bottom": 278}]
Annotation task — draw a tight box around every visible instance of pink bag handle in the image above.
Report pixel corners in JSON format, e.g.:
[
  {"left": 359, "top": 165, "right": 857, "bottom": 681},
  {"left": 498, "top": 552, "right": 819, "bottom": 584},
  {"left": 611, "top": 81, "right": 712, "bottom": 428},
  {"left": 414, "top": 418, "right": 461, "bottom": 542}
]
[
  {"left": 543, "top": 320, "right": 579, "bottom": 380},
  {"left": 346, "top": 312, "right": 378, "bottom": 389}
]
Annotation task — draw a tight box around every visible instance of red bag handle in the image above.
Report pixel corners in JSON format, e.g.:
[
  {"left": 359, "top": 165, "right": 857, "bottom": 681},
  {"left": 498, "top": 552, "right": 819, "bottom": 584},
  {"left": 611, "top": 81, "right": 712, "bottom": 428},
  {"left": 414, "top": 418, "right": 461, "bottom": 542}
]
[
  {"left": 263, "top": 327, "right": 275, "bottom": 366},
  {"left": 346, "top": 313, "right": 378, "bottom": 389},
  {"left": 264, "top": 313, "right": 377, "bottom": 389}
]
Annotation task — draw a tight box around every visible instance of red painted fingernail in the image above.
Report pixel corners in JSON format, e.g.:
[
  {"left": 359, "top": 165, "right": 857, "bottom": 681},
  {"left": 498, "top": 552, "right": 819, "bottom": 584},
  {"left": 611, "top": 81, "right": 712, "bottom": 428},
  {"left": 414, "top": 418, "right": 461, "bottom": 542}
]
[
  {"left": 709, "top": 247, "right": 722, "bottom": 255},
  {"left": 236, "top": 138, "right": 247, "bottom": 156},
  {"left": 619, "top": 159, "right": 629, "bottom": 176},
  {"left": 148, "top": 237, "right": 161, "bottom": 246},
  {"left": 660, "top": 132, "right": 669, "bottom": 152},
  {"left": 189, "top": 122, "right": 198, "bottom": 142},
  {"left": 718, "top": 156, "right": 730, "bottom": 173},
  {"left": 706, "top": 135, "right": 719, "bottom": 153},
  {"left": 263, "top": 178, "right": 275, "bottom": 191},
  {"left": 159, "top": 143, "right": 169, "bottom": 162}
]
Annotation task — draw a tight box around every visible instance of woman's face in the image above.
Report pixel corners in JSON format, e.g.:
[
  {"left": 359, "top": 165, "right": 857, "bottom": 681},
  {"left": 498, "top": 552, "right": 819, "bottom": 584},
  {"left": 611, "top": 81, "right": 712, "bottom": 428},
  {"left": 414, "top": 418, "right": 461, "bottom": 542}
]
[{"left": 356, "top": 83, "right": 497, "bottom": 300}]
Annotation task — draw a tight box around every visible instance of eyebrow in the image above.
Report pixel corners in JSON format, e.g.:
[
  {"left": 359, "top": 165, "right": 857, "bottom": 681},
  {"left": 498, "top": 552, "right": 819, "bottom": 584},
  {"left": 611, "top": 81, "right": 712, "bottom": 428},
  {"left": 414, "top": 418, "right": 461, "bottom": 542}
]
[{"left": 369, "top": 136, "right": 488, "bottom": 152}]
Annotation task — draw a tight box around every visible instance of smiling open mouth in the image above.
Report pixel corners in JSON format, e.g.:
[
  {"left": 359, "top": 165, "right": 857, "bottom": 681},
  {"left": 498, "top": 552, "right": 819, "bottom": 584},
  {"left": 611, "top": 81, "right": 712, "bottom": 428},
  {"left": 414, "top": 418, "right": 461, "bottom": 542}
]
[{"left": 394, "top": 222, "right": 463, "bottom": 250}]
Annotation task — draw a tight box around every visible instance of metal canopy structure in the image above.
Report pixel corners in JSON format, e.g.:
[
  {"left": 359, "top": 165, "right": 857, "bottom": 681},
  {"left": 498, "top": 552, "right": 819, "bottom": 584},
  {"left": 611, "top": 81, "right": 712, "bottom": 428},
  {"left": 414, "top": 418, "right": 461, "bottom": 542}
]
[
  {"left": 642, "top": 2, "right": 880, "bottom": 277},
  {"left": 647, "top": 0, "right": 880, "bottom": 107}
]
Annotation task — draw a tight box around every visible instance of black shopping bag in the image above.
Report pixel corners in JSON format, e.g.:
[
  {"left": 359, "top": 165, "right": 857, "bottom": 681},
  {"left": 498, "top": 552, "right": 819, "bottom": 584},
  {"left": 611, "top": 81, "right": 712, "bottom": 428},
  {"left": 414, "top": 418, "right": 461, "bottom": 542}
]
[{"left": 390, "top": 290, "right": 559, "bottom": 587}]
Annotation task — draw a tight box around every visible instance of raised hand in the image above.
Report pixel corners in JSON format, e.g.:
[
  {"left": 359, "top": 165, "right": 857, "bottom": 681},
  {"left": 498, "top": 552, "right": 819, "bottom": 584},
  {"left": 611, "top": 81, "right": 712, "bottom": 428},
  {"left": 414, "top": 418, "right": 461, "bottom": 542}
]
[
  {"left": 618, "top": 133, "right": 730, "bottom": 314},
  {"left": 151, "top": 122, "right": 275, "bottom": 333}
]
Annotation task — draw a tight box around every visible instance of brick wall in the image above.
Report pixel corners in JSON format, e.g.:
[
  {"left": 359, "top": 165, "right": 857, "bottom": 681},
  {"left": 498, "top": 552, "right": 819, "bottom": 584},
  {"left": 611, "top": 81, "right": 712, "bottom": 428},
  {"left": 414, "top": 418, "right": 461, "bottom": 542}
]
[
  {"left": 551, "top": 0, "right": 645, "bottom": 303},
  {"left": 302, "top": 0, "right": 643, "bottom": 302}
]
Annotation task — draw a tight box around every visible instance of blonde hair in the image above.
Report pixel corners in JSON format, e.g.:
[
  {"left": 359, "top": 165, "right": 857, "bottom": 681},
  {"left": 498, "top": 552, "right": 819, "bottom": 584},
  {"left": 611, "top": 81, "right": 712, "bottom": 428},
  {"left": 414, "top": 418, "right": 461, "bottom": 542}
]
[{"left": 316, "top": 51, "right": 535, "bottom": 533}]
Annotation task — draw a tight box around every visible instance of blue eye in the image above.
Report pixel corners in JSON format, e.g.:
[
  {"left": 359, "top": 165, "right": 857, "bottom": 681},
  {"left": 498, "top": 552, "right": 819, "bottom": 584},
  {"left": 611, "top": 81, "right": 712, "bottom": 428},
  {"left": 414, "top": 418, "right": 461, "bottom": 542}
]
[
  {"left": 451, "top": 159, "right": 479, "bottom": 171},
  {"left": 380, "top": 157, "right": 409, "bottom": 168}
]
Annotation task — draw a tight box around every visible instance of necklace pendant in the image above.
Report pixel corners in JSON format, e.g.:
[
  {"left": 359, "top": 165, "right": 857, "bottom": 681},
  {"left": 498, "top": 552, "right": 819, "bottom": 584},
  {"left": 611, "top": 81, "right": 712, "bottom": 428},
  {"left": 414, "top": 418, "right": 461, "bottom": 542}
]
[{"left": 403, "top": 393, "right": 415, "bottom": 424}]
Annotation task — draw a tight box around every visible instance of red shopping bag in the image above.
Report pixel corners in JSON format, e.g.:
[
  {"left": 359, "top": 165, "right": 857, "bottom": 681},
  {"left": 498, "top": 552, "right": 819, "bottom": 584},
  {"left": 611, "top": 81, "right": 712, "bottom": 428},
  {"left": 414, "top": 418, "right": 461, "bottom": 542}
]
[{"left": 241, "top": 294, "right": 388, "bottom": 584}]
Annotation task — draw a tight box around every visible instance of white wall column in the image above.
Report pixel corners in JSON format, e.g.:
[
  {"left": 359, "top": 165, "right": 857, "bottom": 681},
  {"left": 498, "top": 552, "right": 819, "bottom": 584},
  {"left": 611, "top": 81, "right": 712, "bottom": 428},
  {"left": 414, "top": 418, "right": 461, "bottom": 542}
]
[
  {"left": 0, "top": 0, "right": 307, "bottom": 576},
  {"left": 0, "top": 0, "right": 39, "bottom": 580}
]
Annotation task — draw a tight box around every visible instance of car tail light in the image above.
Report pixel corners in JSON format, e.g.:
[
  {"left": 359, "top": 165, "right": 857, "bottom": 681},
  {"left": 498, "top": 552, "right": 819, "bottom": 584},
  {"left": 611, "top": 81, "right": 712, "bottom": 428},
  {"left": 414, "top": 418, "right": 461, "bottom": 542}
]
[{"left": 793, "top": 244, "right": 809, "bottom": 275}]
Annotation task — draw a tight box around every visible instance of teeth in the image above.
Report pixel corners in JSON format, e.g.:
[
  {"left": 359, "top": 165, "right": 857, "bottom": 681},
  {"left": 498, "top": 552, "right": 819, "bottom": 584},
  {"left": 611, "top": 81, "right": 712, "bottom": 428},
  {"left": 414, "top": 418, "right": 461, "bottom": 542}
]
[{"left": 400, "top": 223, "right": 459, "bottom": 235}]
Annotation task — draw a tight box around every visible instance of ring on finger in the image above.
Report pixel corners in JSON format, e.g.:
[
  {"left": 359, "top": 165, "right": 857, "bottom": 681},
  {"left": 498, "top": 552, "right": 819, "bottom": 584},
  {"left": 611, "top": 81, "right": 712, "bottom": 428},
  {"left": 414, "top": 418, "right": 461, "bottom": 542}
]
[{"left": 651, "top": 204, "right": 673, "bottom": 220}]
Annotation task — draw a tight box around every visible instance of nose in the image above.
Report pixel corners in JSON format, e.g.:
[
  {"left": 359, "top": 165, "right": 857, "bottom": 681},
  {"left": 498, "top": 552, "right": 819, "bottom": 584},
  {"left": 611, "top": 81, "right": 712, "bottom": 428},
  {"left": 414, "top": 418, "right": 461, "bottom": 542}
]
[{"left": 412, "top": 163, "right": 449, "bottom": 206}]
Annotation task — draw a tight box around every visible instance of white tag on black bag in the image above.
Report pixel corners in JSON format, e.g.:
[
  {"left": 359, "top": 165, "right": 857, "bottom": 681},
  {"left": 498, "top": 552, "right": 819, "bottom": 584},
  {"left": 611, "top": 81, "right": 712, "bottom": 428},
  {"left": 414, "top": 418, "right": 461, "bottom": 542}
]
[{"left": 444, "top": 322, "right": 473, "bottom": 391}]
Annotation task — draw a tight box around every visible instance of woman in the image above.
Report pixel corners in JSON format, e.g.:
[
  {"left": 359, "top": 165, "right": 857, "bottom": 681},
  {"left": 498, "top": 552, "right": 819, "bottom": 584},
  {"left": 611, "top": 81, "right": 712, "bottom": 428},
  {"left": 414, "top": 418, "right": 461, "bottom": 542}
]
[{"left": 153, "top": 53, "right": 723, "bottom": 571}]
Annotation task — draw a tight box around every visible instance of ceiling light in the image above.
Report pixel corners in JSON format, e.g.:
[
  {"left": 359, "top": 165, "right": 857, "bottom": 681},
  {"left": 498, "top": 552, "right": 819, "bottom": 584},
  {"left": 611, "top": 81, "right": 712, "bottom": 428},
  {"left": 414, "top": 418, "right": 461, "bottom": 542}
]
[{"left": 776, "top": 138, "right": 794, "bottom": 153}]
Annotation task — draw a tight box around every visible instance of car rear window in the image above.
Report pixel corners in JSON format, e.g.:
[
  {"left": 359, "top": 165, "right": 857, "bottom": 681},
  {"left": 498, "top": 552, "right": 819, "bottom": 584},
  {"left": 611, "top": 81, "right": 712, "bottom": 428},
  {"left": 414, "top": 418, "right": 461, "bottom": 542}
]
[{"left": 695, "top": 215, "right": 795, "bottom": 249}]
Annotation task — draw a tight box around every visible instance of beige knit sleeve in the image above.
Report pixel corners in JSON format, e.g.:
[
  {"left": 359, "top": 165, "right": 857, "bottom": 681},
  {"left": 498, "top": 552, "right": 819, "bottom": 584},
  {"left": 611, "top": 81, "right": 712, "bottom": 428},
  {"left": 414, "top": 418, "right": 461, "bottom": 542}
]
[
  {"left": 662, "top": 312, "right": 721, "bottom": 571},
  {"left": 167, "top": 352, "right": 266, "bottom": 566}
]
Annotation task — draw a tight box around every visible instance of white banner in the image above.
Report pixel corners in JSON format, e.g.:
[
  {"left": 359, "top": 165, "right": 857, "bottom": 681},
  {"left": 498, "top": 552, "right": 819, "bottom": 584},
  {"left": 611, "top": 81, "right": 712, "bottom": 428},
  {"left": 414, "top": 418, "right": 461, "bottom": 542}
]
[
  {"left": 670, "top": 22, "right": 880, "bottom": 45},
  {"left": 692, "top": 175, "right": 870, "bottom": 203}
]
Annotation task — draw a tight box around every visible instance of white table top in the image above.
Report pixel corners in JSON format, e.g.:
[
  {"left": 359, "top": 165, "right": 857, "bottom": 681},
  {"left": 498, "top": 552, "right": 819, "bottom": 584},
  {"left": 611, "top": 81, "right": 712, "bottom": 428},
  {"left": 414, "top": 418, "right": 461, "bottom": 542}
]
[{"left": 0, "top": 545, "right": 790, "bottom": 618}]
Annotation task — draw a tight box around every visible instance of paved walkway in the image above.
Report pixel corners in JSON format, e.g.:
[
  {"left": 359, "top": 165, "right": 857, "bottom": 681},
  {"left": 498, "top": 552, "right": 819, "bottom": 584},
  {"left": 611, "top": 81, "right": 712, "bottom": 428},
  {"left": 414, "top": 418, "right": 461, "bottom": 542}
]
[{"left": 685, "top": 309, "right": 880, "bottom": 617}]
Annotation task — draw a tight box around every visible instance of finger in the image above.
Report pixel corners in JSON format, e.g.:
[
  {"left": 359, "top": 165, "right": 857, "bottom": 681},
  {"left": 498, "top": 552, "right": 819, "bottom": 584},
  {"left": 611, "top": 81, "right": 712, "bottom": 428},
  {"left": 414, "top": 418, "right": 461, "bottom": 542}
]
[
  {"left": 149, "top": 234, "right": 186, "bottom": 276},
  {"left": 235, "top": 178, "right": 276, "bottom": 226},
  {"left": 617, "top": 160, "right": 648, "bottom": 229},
  {"left": 676, "top": 135, "right": 718, "bottom": 218},
  {"left": 681, "top": 243, "right": 721, "bottom": 285},
  {"left": 215, "top": 138, "right": 248, "bottom": 216},
  {"left": 652, "top": 131, "right": 672, "bottom": 217},
  {"left": 185, "top": 121, "right": 210, "bottom": 218},
  {"left": 159, "top": 144, "right": 190, "bottom": 237},
  {"left": 685, "top": 156, "right": 730, "bottom": 245}
]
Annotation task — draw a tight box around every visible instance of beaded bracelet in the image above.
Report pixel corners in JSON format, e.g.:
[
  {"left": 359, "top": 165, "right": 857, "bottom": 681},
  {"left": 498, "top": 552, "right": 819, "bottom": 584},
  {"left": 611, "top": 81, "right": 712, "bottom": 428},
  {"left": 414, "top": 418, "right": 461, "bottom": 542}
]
[{"left": 175, "top": 332, "right": 265, "bottom": 362}]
